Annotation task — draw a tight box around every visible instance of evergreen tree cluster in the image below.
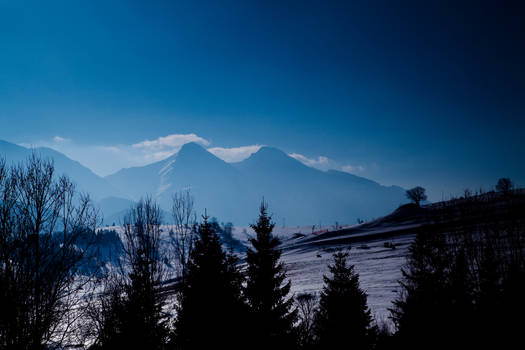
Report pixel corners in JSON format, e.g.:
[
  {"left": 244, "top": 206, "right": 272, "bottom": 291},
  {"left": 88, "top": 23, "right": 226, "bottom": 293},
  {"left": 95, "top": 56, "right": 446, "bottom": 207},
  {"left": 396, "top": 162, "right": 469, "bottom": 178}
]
[
  {"left": 90, "top": 200, "right": 378, "bottom": 350},
  {"left": 390, "top": 189, "right": 525, "bottom": 349}
]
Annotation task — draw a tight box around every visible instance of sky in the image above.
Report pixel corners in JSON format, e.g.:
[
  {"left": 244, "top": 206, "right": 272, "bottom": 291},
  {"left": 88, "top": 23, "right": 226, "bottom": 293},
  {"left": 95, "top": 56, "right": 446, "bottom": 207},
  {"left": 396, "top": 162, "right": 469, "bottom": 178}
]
[{"left": 0, "top": 0, "right": 524, "bottom": 201}]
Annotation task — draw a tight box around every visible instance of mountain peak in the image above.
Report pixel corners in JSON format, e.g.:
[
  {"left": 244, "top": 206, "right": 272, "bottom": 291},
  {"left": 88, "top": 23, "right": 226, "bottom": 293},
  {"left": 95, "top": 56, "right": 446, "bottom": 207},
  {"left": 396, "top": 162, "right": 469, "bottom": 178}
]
[
  {"left": 250, "top": 146, "right": 290, "bottom": 161},
  {"left": 236, "top": 146, "right": 311, "bottom": 173},
  {"left": 169, "top": 142, "right": 236, "bottom": 170},
  {"left": 178, "top": 142, "right": 207, "bottom": 154},
  {"left": 176, "top": 142, "right": 216, "bottom": 162}
]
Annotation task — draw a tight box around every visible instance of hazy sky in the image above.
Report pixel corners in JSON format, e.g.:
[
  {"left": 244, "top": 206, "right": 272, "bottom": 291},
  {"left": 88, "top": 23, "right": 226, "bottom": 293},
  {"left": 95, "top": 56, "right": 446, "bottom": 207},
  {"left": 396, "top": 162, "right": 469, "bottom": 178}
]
[{"left": 1, "top": 0, "right": 524, "bottom": 200}]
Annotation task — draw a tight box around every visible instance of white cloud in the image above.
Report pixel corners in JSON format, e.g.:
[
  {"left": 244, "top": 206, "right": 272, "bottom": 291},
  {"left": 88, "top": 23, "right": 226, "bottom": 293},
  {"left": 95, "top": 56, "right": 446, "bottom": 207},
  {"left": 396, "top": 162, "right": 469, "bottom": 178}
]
[
  {"left": 289, "top": 153, "right": 332, "bottom": 170},
  {"left": 342, "top": 164, "right": 365, "bottom": 173},
  {"left": 53, "top": 136, "right": 71, "bottom": 143},
  {"left": 208, "top": 145, "right": 263, "bottom": 162},
  {"left": 20, "top": 134, "right": 366, "bottom": 178},
  {"left": 289, "top": 153, "right": 365, "bottom": 173},
  {"left": 21, "top": 133, "right": 212, "bottom": 176},
  {"left": 132, "top": 133, "right": 210, "bottom": 149}
]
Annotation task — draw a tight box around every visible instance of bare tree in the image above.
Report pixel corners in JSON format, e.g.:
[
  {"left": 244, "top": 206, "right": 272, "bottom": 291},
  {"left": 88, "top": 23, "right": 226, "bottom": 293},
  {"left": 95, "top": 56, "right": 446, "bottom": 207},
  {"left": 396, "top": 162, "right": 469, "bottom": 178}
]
[
  {"left": 169, "top": 189, "right": 197, "bottom": 284},
  {"left": 91, "top": 197, "right": 168, "bottom": 350},
  {"left": 295, "top": 292, "right": 317, "bottom": 348},
  {"left": 0, "top": 154, "right": 99, "bottom": 349},
  {"left": 406, "top": 186, "right": 427, "bottom": 206}
]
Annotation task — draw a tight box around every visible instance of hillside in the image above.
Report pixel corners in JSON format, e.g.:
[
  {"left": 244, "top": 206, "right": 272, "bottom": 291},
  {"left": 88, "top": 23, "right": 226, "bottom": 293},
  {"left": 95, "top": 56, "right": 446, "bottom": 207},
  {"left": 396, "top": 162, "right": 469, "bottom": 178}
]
[{"left": 0, "top": 140, "right": 121, "bottom": 200}]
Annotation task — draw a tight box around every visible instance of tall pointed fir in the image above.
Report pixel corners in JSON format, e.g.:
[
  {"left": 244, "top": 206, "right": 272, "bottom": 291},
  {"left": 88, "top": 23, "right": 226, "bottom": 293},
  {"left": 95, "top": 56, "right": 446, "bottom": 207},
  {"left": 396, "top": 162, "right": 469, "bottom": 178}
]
[
  {"left": 390, "top": 226, "right": 457, "bottom": 349},
  {"left": 245, "top": 201, "right": 297, "bottom": 348},
  {"left": 313, "top": 251, "right": 374, "bottom": 350},
  {"left": 172, "top": 213, "right": 247, "bottom": 350}
]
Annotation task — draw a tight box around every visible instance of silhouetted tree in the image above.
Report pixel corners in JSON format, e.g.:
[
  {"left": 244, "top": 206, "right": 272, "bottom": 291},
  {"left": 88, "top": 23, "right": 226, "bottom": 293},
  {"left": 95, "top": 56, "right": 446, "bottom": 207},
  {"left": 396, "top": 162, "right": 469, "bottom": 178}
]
[
  {"left": 169, "top": 189, "right": 197, "bottom": 288},
  {"left": 295, "top": 293, "right": 317, "bottom": 349},
  {"left": 495, "top": 177, "right": 514, "bottom": 194},
  {"left": 390, "top": 226, "right": 459, "bottom": 349},
  {"left": 0, "top": 155, "right": 99, "bottom": 350},
  {"left": 244, "top": 201, "right": 297, "bottom": 349},
  {"left": 88, "top": 275, "right": 127, "bottom": 350},
  {"left": 92, "top": 198, "right": 168, "bottom": 350},
  {"left": 313, "top": 251, "right": 375, "bottom": 350},
  {"left": 172, "top": 213, "right": 247, "bottom": 350},
  {"left": 405, "top": 186, "right": 427, "bottom": 206}
]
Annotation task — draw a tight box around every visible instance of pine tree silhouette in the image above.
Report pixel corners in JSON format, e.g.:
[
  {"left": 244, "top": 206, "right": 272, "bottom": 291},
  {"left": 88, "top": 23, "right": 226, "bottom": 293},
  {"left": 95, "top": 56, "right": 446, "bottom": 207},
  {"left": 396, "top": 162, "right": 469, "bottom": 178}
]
[
  {"left": 244, "top": 201, "right": 297, "bottom": 349},
  {"left": 390, "top": 228, "right": 451, "bottom": 349},
  {"left": 313, "top": 250, "right": 374, "bottom": 350},
  {"left": 172, "top": 213, "right": 247, "bottom": 350}
]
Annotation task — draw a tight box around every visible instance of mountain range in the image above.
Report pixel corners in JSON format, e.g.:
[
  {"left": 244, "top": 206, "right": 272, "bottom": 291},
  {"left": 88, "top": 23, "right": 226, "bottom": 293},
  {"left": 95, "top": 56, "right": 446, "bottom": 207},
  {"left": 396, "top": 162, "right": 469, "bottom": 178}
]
[{"left": 1, "top": 139, "right": 407, "bottom": 225}]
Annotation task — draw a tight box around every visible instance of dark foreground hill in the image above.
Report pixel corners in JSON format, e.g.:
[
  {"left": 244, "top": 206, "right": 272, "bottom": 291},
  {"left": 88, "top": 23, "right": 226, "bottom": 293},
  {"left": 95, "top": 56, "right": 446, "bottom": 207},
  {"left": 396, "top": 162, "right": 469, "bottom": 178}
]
[{"left": 283, "top": 188, "right": 525, "bottom": 249}]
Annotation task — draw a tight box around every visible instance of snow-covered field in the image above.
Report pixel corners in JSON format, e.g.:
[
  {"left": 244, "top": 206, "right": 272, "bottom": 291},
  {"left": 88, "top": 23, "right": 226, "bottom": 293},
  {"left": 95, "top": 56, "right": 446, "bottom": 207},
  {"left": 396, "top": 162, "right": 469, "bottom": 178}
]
[
  {"left": 231, "top": 225, "right": 354, "bottom": 243},
  {"left": 282, "top": 234, "right": 414, "bottom": 326},
  {"left": 101, "top": 223, "right": 415, "bottom": 326},
  {"left": 232, "top": 217, "right": 417, "bottom": 325}
]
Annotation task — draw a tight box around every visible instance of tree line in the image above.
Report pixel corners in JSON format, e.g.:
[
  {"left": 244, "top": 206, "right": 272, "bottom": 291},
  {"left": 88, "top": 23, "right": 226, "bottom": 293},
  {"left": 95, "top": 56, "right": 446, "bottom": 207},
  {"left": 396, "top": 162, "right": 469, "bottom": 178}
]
[
  {"left": 390, "top": 182, "right": 525, "bottom": 349},
  {"left": 1, "top": 155, "right": 524, "bottom": 349}
]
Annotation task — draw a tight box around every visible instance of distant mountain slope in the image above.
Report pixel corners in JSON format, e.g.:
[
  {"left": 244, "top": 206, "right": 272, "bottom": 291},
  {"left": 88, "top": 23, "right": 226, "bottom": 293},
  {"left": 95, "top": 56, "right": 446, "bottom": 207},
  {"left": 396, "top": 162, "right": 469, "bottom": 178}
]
[
  {"left": 94, "top": 196, "right": 136, "bottom": 225},
  {"left": 106, "top": 143, "right": 408, "bottom": 225},
  {"left": 106, "top": 142, "right": 249, "bottom": 222},
  {"left": 0, "top": 140, "right": 121, "bottom": 200},
  {"left": 233, "top": 146, "right": 406, "bottom": 225},
  {"left": 1, "top": 139, "right": 409, "bottom": 225}
]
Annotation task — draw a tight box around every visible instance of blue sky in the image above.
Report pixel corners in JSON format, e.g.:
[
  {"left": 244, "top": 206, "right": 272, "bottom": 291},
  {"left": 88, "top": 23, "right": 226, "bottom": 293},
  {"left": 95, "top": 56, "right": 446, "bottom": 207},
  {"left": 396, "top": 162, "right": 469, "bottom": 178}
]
[{"left": 0, "top": 0, "right": 524, "bottom": 200}]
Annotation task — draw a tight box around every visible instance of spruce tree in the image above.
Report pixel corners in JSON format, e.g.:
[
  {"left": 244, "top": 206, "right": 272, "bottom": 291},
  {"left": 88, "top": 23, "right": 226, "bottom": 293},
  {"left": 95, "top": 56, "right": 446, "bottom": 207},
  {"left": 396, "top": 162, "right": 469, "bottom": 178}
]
[
  {"left": 172, "top": 214, "right": 247, "bottom": 350},
  {"left": 390, "top": 224, "right": 474, "bottom": 349},
  {"left": 314, "top": 251, "right": 374, "bottom": 350},
  {"left": 390, "top": 229, "right": 450, "bottom": 349},
  {"left": 244, "top": 201, "right": 297, "bottom": 348}
]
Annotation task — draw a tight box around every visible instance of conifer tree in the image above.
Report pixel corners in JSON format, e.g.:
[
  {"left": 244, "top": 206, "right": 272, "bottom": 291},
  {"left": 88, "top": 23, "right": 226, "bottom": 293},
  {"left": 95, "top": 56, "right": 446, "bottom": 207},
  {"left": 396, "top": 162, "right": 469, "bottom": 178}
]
[
  {"left": 172, "top": 214, "right": 247, "bottom": 350},
  {"left": 313, "top": 251, "right": 374, "bottom": 350},
  {"left": 244, "top": 201, "right": 297, "bottom": 348},
  {"left": 390, "top": 228, "right": 451, "bottom": 349}
]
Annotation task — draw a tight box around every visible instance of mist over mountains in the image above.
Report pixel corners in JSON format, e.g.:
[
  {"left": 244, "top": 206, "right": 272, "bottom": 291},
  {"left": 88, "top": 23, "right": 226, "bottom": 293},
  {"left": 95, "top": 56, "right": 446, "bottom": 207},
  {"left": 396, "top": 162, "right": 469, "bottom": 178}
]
[
  {"left": 1, "top": 139, "right": 407, "bottom": 225},
  {"left": 0, "top": 140, "right": 121, "bottom": 200}
]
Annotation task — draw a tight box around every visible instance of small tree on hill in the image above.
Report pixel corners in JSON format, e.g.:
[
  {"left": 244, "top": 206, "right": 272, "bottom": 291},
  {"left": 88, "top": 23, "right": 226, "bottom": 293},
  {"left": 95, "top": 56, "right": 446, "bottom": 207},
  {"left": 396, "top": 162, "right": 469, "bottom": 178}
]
[
  {"left": 406, "top": 186, "right": 427, "bottom": 206},
  {"left": 313, "top": 251, "right": 375, "bottom": 350},
  {"left": 496, "top": 177, "right": 514, "bottom": 194},
  {"left": 244, "top": 201, "right": 297, "bottom": 348}
]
